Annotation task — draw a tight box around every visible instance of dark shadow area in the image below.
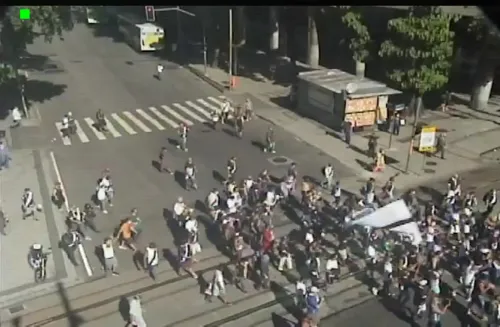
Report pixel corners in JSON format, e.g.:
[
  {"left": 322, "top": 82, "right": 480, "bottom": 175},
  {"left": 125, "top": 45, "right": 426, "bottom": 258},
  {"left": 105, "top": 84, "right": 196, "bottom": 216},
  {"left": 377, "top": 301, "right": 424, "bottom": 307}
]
[
  {"left": 270, "top": 281, "right": 301, "bottom": 320},
  {"left": 87, "top": 23, "right": 124, "bottom": 44},
  {"left": 118, "top": 296, "right": 130, "bottom": 323},
  {"left": 132, "top": 250, "right": 144, "bottom": 271},
  {"left": 251, "top": 140, "right": 265, "bottom": 151},
  {"left": 271, "top": 312, "right": 296, "bottom": 327},
  {"left": 93, "top": 245, "right": 105, "bottom": 270},
  {"left": 151, "top": 160, "right": 161, "bottom": 172},
  {"left": 167, "top": 137, "right": 178, "bottom": 147},
  {"left": 355, "top": 158, "right": 373, "bottom": 172},
  {"left": 222, "top": 127, "right": 236, "bottom": 138},
  {"left": 212, "top": 170, "right": 225, "bottom": 184},
  {"left": 25, "top": 79, "right": 67, "bottom": 104},
  {"left": 162, "top": 247, "right": 180, "bottom": 275},
  {"left": 173, "top": 170, "right": 185, "bottom": 189},
  {"left": 163, "top": 207, "right": 186, "bottom": 246},
  {"left": 56, "top": 281, "right": 85, "bottom": 327}
]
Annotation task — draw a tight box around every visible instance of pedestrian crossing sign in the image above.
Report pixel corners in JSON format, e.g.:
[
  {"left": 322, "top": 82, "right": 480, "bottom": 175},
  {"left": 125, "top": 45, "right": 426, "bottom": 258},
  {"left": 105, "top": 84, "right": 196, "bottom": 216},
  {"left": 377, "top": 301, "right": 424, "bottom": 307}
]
[{"left": 418, "top": 126, "right": 436, "bottom": 152}]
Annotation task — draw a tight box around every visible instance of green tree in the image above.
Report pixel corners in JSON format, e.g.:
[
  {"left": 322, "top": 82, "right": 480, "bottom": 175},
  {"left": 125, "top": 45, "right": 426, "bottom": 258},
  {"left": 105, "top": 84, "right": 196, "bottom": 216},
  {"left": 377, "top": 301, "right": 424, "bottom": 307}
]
[
  {"left": 0, "top": 6, "right": 74, "bottom": 114},
  {"left": 341, "top": 9, "right": 371, "bottom": 76},
  {"left": 466, "top": 16, "right": 500, "bottom": 110},
  {"left": 379, "top": 6, "right": 455, "bottom": 115}
]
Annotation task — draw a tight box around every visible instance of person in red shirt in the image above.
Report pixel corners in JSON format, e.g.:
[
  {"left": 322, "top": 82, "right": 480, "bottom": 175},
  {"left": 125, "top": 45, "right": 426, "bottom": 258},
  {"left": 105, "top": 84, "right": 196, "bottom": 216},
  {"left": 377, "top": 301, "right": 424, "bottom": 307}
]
[{"left": 262, "top": 225, "right": 275, "bottom": 254}]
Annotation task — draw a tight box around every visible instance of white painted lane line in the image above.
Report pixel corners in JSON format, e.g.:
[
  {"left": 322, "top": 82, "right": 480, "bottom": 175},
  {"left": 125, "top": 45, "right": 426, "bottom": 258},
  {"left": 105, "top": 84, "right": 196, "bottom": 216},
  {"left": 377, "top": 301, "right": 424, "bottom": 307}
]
[
  {"left": 172, "top": 103, "right": 206, "bottom": 122},
  {"left": 161, "top": 105, "right": 193, "bottom": 126},
  {"left": 83, "top": 118, "right": 106, "bottom": 140},
  {"left": 49, "top": 151, "right": 93, "bottom": 277},
  {"left": 123, "top": 111, "right": 152, "bottom": 132},
  {"left": 136, "top": 109, "right": 165, "bottom": 130},
  {"left": 208, "top": 96, "right": 224, "bottom": 107},
  {"left": 197, "top": 98, "right": 220, "bottom": 113},
  {"left": 54, "top": 122, "right": 72, "bottom": 146},
  {"left": 185, "top": 100, "right": 212, "bottom": 119},
  {"left": 74, "top": 120, "right": 90, "bottom": 143},
  {"left": 104, "top": 118, "right": 122, "bottom": 138},
  {"left": 149, "top": 107, "right": 179, "bottom": 129},
  {"left": 111, "top": 113, "right": 137, "bottom": 135}
]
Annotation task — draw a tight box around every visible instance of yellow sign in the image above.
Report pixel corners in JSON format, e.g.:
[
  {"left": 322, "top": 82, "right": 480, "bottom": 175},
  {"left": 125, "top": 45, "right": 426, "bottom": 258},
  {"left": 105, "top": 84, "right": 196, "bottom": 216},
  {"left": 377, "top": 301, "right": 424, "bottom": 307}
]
[{"left": 419, "top": 126, "right": 437, "bottom": 152}]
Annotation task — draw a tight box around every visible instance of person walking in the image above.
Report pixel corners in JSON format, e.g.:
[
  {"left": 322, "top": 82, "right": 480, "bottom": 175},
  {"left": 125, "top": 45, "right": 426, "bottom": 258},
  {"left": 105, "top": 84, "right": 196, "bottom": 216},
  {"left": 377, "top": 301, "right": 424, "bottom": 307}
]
[
  {"left": 342, "top": 118, "right": 353, "bottom": 147},
  {"left": 156, "top": 63, "right": 164, "bottom": 80},
  {"left": 22, "top": 187, "right": 37, "bottom": 220},
  {"left": 159, "top": 147, "right": 173, "bottom": 174},
  {"left": 102, "top": 237, "right": 119, "bottom": 276},
  {"left": 437, "top": 132, "right": 447, "bottom": 160},
  {"left": 144, "top": 242, "right": 159, "bottom": 280},
  {"left": 11, "top": 106, "right": 22, "bottom": 128},
  {"left": 51, "top": 182, "right": 65, "bottom": 211},
  {"left": 61, "top": 228, "right": 81, "bottom": 266},
  {"left": 128, "top": 295, "right": 147, "bottom": 327},
  {"left": 205, "top": 266, "right": 231, "bottom": 305}
]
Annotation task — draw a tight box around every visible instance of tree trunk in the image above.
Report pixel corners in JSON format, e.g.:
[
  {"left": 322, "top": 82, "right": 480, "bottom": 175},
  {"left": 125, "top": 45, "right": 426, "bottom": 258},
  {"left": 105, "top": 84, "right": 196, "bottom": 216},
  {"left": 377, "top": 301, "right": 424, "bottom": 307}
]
[
  {"left": 355, "top": 60, "right": 365, "bottom": 78},
  {"left": 306, "top": 7, "right": 319, "bottom": 68},
  {"left": 269, "top": 6, "right": 279, "bottom": 52},
  {"left": 471, "top": 62, "right": 494, "bottom": 111}
]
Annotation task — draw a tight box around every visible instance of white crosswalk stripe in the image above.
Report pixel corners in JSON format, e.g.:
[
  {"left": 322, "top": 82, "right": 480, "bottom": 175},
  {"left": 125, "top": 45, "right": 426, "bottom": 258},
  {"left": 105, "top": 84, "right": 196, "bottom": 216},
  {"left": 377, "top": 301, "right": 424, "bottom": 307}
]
[
  {"left": 185, "top": 100, "right": 212, "bottom": 119},
  {"left": 54, "top": 96, "right": 252, "bottom": 145},
  {"left": 104, "top": 118, "right": 122, "bottom": 138},
  {"left": 208, "top": 96, "right": 224, "bottom": 107},
  {"left": 123, "top": 111, "right": 152, "bottom": 132},
  {"left": 161, "top": 105, "right": 193, "bottom": 126},
  {"left": 197, "top": 98, "right": 219, "bottom": 113},
  {"left": 83, "top": 118, "right": 106, "bottom": 140},
  {"left": 74, "top": 120, "right": 90, "bottom": 143},
  {"left": 149, "top": 107, "right": 179, "bottom": 129},
  {"left": 55, "top": 122, "right": 72, "bottom": 145},
  {"left": 136, "top": 109, "right": 165, "bottom": 130},
  {"left": 111, "top": 113, "right": 137, "bottom": 135},
  {"left": 172, "top": 103, "right": 206, "bottom": 122}
]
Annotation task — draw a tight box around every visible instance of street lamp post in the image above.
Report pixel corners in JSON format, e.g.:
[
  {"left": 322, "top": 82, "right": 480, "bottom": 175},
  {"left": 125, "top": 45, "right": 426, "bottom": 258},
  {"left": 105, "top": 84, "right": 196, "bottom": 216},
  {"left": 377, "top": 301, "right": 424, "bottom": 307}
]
[
  {"left": 228, "top": 8, "right": 233, "bottom": 90},
  {"left": 202, "top": 20, "right": 207, "bottom": 75}
]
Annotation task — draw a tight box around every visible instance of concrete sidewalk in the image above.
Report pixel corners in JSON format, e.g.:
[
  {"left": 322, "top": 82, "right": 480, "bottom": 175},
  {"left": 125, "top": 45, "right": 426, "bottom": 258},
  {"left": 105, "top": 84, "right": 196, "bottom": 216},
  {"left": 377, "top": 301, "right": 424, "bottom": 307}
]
[
  {"left": 186, "top": 59, "right": 484, "bottom": 190},
  {"left": 0, "top": 149, "right": 80, "bottom": 314}
]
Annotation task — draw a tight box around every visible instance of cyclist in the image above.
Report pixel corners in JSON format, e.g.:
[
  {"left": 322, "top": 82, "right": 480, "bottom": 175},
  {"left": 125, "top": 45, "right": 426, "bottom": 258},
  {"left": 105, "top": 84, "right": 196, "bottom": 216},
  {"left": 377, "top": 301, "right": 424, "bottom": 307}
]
[{"left": 29, "top": 243, "right": 47, "bottom": 282}]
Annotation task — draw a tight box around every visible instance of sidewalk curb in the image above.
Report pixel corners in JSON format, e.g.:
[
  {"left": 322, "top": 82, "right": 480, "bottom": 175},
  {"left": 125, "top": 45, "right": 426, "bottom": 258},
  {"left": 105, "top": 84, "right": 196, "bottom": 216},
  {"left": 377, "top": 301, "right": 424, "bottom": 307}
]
[{"left": 185, "top": 64, "right": 227, "bottom": 93}]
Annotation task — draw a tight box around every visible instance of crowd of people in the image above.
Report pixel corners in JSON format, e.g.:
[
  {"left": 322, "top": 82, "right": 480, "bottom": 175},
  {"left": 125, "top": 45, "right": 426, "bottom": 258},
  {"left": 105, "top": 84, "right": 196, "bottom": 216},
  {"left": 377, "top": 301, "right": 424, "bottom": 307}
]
[{"left": 43, "top": 97, "right": 500, "bottom": 327}]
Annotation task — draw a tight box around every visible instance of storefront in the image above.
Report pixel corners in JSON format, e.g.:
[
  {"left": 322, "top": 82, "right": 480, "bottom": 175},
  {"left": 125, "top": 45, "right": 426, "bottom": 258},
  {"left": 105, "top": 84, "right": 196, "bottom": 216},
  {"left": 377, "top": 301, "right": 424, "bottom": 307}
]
[{"left": 296, "top": 69, "right": 401, "bottom": 129}]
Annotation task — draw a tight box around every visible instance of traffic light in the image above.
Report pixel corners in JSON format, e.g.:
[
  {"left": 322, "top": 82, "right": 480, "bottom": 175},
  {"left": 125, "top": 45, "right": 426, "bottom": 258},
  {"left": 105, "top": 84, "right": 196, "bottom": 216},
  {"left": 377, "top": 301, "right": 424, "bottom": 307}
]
[{"left": 145, "top": 6, "right": 155, "bottom": 22}]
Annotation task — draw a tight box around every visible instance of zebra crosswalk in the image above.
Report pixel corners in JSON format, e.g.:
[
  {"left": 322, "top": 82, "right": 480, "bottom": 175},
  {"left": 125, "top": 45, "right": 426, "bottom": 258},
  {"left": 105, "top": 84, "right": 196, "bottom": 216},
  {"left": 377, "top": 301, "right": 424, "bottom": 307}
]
[{"left": 55, "top": 96, "right": 225, "bottom": 146}]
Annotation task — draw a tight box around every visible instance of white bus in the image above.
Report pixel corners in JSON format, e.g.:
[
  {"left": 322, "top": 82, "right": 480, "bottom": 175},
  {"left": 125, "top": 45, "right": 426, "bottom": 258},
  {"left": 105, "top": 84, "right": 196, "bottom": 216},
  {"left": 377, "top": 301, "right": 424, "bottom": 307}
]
[{"left": 116, "top": 13, "right": 165, "bottom": 52}]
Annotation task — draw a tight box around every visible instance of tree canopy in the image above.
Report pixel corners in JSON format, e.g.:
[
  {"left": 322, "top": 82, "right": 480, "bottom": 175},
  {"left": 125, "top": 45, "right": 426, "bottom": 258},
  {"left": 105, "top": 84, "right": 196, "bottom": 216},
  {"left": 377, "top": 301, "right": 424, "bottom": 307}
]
[
  {"left": 341, "top": 10, "right": 372, "bottom": 62},
  {"left": 0, "top": 6, "right": 74, "bottom": 77},
  {"left": 379, "top": 6, "right": 455, "bottom": 96}
]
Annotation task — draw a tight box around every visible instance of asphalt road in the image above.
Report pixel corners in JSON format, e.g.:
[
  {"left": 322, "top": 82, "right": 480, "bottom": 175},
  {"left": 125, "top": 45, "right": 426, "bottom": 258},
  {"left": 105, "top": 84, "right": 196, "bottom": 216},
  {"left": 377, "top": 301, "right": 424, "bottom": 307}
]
[
  {"left": 23, "top": 22, "right": 219, "bottom": 130},
  {"left": 21, "top": 22, "right": 357, "bottom": 278}
]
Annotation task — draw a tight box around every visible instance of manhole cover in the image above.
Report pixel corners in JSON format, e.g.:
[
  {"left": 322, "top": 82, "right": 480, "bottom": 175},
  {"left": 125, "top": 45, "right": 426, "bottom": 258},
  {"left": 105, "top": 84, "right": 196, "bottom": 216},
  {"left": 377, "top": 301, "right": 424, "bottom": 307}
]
[{"left": 268, "top": 156, "right": 293, "bottom": 165}]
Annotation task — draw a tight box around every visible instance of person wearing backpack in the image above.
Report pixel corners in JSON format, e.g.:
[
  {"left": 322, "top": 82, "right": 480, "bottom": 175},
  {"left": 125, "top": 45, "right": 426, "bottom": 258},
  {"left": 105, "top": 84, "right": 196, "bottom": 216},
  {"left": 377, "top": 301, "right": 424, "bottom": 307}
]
[{"left": 144, "top": 242, "right": 159, "bottom": 280}]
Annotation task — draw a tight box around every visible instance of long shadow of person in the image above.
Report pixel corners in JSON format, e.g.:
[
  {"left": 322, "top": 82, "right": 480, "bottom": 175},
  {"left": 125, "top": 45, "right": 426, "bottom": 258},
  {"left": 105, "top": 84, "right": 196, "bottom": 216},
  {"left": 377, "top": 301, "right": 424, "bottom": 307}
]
[{"left": 118, "top": 296, "right": 131, "bottom": 324}]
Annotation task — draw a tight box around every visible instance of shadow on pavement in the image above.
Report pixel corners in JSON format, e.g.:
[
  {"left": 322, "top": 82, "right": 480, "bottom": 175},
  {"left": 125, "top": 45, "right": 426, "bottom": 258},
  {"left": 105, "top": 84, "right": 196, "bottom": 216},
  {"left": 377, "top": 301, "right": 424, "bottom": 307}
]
[
  {"left": 87, "top": 23, "right": 124, "bottom": 44},
  {"left": 26, "top": 79, "right": 67, "bottom": 104},
  {"left": 118, "top": 296, "right": 130, "bottom": 324}
]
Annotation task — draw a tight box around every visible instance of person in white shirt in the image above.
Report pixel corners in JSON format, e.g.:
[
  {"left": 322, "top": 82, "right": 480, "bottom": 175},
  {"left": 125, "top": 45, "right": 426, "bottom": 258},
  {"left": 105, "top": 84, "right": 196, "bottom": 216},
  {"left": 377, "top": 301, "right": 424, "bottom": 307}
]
[
  {"left": 462, "top": 260, "right": 477, "bottom": 302},
  {"left": 264, "top": 189, "right": 278, "bottom": 215},
  {"left": 326, "top": 254, "right": 340, "bottom": 283},
  {"left": 206, "top": 189, "right": 220, "bottom": 220},
  {"left": 102, "top": 237, "right": 119, "bottom": 276},
  {"left": 226, "top": 196, "right": 237, "bottom": 214},
  {"left": 96, "top": 185, "right": 108, "bottom": 214},
  {"left": 173, "top": 197, "right": 185, "bottom": 222},
  {"left": 129, "top": 295, "right": 147, "bottom": 327},
  {"left": 144, "top": 242, "right": 159, "bottom": 280},
  {"left": 11, "top": 107, "right": 22, "bottom": 127},
  {"left": 295, "top": 279, "right": 307, "bottom": 309},
  {"left": 156, "top": 63, "right": 164, "bottom": 80},
  {"left": 321, "top": 163, "right": 334, "bottom": 190}
]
